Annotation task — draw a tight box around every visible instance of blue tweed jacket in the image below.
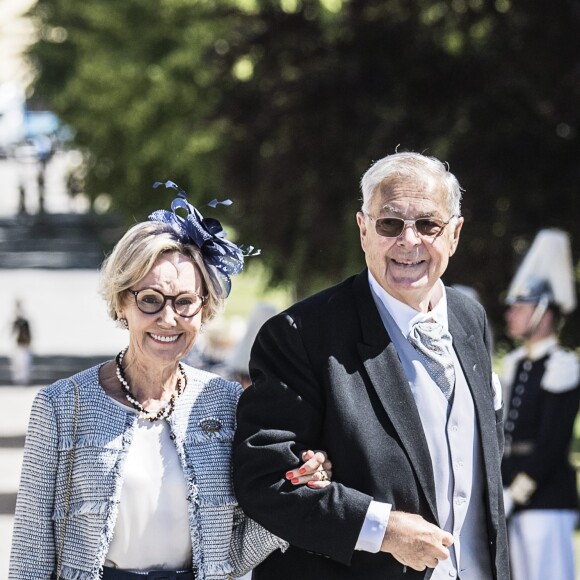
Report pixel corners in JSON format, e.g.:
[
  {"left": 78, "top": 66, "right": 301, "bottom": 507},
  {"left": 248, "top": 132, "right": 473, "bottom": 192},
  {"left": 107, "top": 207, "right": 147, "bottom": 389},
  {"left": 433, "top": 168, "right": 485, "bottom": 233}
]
[{"left": 9, "top": 363, "right": 287, "bottom": 580}]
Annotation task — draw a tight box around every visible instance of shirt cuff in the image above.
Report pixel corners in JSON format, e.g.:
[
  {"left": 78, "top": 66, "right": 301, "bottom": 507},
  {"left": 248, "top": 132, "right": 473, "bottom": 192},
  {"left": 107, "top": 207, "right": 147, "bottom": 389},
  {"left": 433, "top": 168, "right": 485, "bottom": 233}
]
[{"left": 355, "top": 500, "right": 391, "bottom": 552}]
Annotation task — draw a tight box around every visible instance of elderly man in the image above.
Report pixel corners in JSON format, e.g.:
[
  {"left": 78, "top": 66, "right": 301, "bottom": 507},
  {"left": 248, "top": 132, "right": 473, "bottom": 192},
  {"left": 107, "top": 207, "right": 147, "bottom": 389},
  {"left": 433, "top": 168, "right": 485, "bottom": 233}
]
[{"left": 233, "top": 152, "right": 509, "bottom": 579}]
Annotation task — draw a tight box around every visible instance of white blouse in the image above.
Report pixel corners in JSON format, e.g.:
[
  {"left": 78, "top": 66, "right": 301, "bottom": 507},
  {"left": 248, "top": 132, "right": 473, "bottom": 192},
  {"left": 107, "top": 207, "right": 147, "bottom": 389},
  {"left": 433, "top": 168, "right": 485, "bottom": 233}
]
[{"left": 105, "top": 408, "right": 192, "bottom": 570}]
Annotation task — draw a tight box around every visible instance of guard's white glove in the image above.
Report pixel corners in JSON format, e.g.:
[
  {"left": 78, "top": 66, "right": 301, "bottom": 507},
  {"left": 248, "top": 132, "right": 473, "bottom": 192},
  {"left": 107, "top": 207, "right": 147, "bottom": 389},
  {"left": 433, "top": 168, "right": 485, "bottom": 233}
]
[
  {"left": 503, "top": 472, "right": 537, "bottom": 519},
  {"left": 503, "top": 487, "right": 514, "bottom": 519}
]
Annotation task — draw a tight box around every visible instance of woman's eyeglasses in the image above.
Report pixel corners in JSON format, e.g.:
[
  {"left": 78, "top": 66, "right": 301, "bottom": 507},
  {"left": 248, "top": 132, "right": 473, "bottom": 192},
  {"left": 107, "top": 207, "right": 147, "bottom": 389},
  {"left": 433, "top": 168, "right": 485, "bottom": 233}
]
[
  {"left": 365, "top": 214, "right": 457, "bottom": 238},
  {"left": 130, "top": 288, "right": 207, "bottom": 318}
]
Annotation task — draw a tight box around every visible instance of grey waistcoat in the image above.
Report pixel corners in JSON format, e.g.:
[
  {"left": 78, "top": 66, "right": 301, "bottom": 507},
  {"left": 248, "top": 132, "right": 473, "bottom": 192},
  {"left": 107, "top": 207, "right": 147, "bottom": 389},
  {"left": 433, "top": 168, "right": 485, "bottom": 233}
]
[{"left": 375, "top": 299, "right": 492, "bottom": 580}]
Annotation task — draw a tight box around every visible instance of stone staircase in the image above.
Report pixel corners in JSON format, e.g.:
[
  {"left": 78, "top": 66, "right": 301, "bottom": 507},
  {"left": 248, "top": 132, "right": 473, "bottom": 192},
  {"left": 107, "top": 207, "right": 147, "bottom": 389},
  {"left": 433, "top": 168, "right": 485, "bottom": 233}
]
[
  {"left": 0, "top": 355, "right": 107, "bottom": 386},
  {"left": 0, "top": 212, "right": 122, "bottom": 269}
]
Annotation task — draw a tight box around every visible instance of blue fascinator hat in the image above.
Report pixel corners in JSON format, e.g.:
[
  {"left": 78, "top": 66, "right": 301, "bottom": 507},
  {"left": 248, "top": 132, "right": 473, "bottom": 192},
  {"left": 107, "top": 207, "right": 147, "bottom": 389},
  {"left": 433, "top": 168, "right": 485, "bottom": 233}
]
[{"left": 148, "top": 180, "right": 260, "bottom": 298}]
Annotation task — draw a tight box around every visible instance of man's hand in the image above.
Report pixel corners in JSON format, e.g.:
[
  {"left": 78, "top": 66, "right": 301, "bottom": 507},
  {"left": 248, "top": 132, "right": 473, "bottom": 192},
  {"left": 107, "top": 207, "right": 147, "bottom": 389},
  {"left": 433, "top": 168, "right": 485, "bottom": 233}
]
[{"left": 380, "top": 511, "right": 454, "bottom": 571}]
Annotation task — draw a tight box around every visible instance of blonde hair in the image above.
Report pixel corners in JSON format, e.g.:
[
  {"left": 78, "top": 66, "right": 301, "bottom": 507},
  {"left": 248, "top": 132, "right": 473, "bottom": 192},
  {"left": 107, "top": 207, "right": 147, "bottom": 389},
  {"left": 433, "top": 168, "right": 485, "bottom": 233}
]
[{"left": 100, "top": 221, "right": 223, "bottom": 323}]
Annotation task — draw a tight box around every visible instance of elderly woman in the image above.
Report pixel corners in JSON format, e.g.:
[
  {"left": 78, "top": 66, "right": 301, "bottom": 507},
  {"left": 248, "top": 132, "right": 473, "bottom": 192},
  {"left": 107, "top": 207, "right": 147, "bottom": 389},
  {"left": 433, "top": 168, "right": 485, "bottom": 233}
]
[{"left": 9, "top": 182, "right": 332, "bottom": 580}]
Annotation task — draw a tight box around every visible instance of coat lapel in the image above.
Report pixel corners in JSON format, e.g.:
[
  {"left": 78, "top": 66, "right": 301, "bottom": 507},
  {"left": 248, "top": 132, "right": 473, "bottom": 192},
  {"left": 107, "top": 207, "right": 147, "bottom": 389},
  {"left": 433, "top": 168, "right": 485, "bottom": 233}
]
[
  {"left": 353, "top": 272, "right": 438, "bottom": 523},
  {"left": 447, "top": 298, "right": 500, "bottom": 527},
  {"left": 447, "top": 305, "right": 494, "bottom": 448}
]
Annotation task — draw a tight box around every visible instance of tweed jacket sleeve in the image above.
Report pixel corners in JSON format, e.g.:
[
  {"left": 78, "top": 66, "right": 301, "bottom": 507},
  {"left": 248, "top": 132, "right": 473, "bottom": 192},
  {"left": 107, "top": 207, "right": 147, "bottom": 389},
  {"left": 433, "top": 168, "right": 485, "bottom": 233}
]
[
  {"left": 9, "top": 385, "right": 62, "bottom": 579},
  {"left": 228, "top": 506, "right": 288, "bottom": 576}
]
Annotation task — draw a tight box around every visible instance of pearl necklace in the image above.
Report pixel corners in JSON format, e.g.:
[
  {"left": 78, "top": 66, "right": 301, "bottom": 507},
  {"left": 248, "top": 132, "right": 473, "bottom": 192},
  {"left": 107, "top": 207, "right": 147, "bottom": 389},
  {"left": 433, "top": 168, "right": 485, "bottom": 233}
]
[{"left": 115, "top": 348, "right": 186, "bottom": 422}]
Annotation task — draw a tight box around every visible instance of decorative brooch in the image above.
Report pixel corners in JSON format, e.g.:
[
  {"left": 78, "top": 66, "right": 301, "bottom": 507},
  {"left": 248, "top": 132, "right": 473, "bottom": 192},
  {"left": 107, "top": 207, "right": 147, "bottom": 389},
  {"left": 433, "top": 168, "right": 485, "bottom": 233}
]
[{"left": 198, "top": 417, "right": 223, "bottom": 433}]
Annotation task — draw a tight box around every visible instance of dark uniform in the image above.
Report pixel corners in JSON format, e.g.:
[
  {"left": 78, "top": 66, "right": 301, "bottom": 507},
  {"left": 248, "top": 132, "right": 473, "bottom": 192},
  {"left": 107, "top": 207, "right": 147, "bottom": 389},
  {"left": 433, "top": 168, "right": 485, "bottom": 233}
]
[
  {"left": 501, "top": 228, "right": 579, "bottom": 580},
  {"left": 502, "top": 342, "right": 579, "bottom": 512}
]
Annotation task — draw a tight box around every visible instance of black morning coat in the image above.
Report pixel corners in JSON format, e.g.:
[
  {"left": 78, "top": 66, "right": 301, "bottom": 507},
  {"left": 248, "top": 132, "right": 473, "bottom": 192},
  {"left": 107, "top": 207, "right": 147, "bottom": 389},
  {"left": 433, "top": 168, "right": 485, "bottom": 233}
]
[{"left": 233, "top": 270, "right": 510, "bottom": 580}]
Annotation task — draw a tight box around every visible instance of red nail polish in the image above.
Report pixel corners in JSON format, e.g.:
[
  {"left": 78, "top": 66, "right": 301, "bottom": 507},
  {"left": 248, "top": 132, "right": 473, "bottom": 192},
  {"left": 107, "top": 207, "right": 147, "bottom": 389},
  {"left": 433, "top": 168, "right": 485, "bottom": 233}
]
[
  {"left": 285, "top": 471, "right": 293, "bottom": 479},
  {"left": 307, "top": 481, "right": 315, "bottom": 487},
  {"left": 298, "top": 468, "right": 306, "bottom": 475},
  {"left": 291, "top": 477, "right": 299, "bottom": 484}
]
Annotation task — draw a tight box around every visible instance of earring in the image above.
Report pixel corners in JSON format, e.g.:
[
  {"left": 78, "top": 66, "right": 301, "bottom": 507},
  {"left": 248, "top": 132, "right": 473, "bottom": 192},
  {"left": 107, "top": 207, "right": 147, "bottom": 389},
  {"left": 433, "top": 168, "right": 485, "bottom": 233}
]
[{"left": 118, "top": 317, "right": 129, "bottom": 330}]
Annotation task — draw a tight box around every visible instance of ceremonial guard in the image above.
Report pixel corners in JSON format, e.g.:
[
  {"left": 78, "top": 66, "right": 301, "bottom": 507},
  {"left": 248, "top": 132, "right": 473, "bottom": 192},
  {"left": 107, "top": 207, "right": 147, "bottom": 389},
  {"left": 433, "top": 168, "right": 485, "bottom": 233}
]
[{"left": 501, "top": 229, "right": 580, "bottom": 580}]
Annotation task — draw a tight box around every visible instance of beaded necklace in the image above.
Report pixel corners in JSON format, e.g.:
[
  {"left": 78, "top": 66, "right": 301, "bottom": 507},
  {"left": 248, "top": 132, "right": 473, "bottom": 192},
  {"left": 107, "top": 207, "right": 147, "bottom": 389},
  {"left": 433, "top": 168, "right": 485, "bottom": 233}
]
[{"left": 115, "top": 347, "right": 186, "bottom": 422}]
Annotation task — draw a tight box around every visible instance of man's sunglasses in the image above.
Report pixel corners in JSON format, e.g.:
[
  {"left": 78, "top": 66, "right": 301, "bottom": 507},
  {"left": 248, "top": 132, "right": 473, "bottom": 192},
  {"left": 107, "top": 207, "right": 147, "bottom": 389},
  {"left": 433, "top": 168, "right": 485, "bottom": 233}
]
[{"left": 365, "top": 214, "right": 457, "bottom": 238}]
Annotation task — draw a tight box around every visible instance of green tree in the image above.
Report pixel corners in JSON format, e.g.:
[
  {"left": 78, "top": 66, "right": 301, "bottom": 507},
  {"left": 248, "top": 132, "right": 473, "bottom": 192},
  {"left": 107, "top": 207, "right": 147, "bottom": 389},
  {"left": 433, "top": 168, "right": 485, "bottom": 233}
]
[
  {"left": 27, "top": 0, "right": 241, "bottom": 211},
  {"left": 27, "top": 0, "right": 580, "bottom": 342}
]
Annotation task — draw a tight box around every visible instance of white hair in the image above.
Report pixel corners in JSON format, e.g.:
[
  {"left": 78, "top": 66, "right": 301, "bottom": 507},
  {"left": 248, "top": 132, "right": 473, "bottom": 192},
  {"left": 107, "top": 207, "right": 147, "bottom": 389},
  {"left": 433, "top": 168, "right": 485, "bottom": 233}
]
[{"left": 360, "top": 152, "right": 463, "bottom": 219}]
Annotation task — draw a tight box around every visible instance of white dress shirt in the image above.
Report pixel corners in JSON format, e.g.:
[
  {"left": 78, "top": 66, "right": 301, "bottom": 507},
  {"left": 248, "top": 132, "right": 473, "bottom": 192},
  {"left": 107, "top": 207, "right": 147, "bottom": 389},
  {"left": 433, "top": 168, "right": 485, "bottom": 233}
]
[{"left": 355, "top": 272, "right": 450, "bottom": 552}]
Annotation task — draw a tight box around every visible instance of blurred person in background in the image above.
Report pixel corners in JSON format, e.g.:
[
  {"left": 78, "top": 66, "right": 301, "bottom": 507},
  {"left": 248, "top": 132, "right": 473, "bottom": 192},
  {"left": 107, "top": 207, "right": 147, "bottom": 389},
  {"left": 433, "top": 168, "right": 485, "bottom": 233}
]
[
  {"left": 501, "top": 229, "right": 580, "bottom": 580},
  {"left": 227, "top": 302, "right": 278, "bottom": 388},
  {"left": 9, "top": 182, "right": 332, "bottom": 580},
  {"left": 184, "top": 315, "right": 246, "bottom": 378},
  {"left": 11, "top": 299, "right": 32, "bottom": 385}
]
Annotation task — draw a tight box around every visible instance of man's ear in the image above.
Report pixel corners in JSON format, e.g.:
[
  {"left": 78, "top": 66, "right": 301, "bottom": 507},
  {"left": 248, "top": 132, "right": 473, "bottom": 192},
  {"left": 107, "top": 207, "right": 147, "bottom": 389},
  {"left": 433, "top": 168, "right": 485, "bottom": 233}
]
[
  {"left": 449, "top": 216, "right": 464, "bottom": 256},
  {"left": 356, "top": 211, "right": 368, "bottom": 252}
]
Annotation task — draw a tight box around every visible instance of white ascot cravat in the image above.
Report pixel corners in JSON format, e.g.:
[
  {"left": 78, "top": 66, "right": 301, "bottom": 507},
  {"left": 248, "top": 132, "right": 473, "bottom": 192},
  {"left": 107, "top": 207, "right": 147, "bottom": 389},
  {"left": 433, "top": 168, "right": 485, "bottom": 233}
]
[{"left": 408, "top": 318, "right": 456, "bottom": 399}]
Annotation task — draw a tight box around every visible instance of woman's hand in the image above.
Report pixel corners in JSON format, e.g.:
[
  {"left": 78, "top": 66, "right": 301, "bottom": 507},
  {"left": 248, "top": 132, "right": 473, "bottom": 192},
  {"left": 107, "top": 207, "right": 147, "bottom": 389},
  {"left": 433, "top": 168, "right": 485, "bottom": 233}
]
[{"left": 285, "top": 450, "right": 333, "bottom": 488}]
